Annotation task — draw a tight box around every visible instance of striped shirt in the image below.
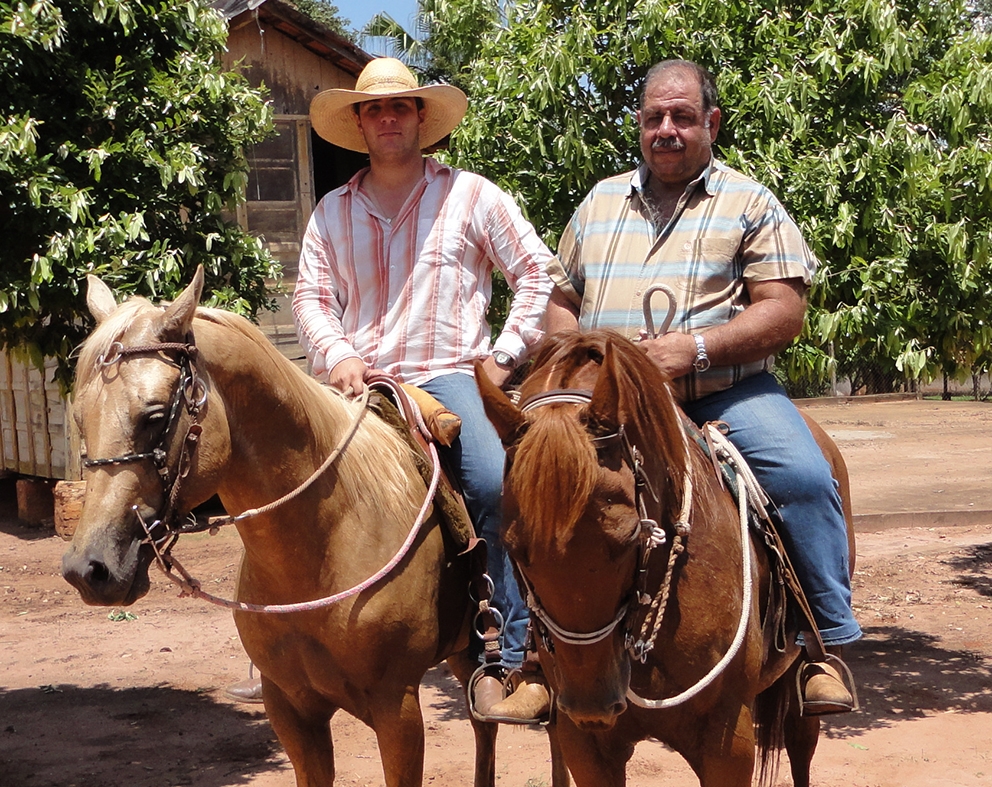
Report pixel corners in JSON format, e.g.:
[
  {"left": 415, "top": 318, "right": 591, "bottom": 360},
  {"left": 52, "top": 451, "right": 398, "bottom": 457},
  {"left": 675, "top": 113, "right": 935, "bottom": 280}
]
[
  {"left": 548, "top": 159, "right": 817, "bottom": 401},
  {"left": 294, "top": 158, "right": 554, "bottom": 386}
]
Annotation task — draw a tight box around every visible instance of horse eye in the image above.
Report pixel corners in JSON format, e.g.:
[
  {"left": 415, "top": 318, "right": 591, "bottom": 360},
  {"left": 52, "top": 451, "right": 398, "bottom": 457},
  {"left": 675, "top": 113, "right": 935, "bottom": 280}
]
[{"left": 143, "top": 406, "right": 167, "bottom": 428}]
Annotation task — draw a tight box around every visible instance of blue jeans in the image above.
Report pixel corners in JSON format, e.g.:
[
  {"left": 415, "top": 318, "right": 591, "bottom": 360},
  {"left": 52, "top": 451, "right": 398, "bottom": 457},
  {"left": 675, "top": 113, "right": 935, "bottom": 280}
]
[
  {"left": 682, "top": 372, "right": 862, "bottom": 647},
  {"left": 421, "top": 372, "right": 528, "bottom": 668}
]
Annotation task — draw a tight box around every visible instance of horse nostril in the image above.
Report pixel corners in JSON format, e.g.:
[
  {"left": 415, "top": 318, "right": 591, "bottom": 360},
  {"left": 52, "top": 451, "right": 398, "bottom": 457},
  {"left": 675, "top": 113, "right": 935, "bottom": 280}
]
[{"left": 87, "top": 560, "right": 111, "bottom": 585}]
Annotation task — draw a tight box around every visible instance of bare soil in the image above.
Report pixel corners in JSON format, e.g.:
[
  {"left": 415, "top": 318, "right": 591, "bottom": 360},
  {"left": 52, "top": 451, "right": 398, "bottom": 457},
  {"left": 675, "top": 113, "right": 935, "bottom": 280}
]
[{"left": 2, "top": 397, "right": 991, "bottom": 787}]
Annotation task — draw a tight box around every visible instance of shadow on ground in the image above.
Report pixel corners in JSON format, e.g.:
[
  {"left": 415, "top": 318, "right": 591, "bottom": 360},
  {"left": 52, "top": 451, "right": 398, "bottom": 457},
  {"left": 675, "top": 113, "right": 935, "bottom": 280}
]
[
  {"left": 0, "top": 684, "right": 284, "bottom": 787},
  {"left": 821, "top": 625, "right": 992, "bottom": 738}
]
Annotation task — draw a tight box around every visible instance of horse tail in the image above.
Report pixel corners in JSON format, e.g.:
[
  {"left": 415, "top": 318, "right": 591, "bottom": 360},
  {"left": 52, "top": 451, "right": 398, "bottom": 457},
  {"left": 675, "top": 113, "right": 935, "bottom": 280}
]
[{"left": 753, "top": 670, "right": 789, "bottom": 787}]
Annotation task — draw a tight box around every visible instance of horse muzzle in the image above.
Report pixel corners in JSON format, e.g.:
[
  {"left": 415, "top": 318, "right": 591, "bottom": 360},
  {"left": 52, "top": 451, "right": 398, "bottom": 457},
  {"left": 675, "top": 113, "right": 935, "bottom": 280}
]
[
  {"left": 556, "top": 691, "right": 628, "bottom": 730},
  {"left": 61, "top": 536, "right": 153, "bottom": 606}
]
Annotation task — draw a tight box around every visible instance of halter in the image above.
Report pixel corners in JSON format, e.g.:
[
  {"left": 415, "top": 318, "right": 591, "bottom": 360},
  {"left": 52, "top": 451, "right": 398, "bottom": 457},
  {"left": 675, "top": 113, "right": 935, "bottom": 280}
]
[
  {"left": 513, "top": 386, "right": 759, "bottom": 710},
  {"left": 514, "top": 389, "right": 693, "bottom": 655},
  {"left": 83, "top": 339, "right": 206, "bottom": 545}
]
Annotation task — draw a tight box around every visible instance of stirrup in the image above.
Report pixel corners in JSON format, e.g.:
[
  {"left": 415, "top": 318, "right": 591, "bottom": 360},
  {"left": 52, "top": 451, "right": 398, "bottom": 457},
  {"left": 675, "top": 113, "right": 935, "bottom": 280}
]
[
  {"left": 466, "top": 664, "right": 551, "bottom": 726},
  {"left": 796, "top": 652, "right": 859, "bottom": 716}
]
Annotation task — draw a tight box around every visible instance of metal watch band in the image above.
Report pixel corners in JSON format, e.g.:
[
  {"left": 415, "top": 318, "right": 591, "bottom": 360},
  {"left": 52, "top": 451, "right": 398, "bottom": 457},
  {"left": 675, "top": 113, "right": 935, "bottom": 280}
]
[{"left": 692, "top": 334, "right": 710, "bottom": 372}]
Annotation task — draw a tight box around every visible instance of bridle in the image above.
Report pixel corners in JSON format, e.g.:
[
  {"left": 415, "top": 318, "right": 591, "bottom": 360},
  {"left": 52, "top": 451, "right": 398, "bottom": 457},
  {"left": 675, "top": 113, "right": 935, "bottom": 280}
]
[
  {"left": 80, "top": 332, "right": 444, "bottom": 616},
  {"left": 511, "top": 386, "right": 757, "bottom": 711},
  {"left": 511, "top": 388, "right": 693, "bottom": 658},
  {"left": 82, "top": 338, "right": 206, "bottom": 550}
]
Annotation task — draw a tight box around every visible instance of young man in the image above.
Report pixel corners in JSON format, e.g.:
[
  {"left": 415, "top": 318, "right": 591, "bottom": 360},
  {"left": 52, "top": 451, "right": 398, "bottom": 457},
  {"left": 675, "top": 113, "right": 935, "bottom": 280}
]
[
  {"left": 292, "top": 58, "right": 553, "bottom": 722},
  {"left": 545, "top": 59, "right": 861, "bottom": 714}
]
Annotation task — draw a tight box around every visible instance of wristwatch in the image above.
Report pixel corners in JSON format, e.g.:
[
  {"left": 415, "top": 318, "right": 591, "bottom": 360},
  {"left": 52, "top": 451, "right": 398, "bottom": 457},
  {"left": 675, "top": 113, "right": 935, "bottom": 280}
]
[
  {"left": 692, "top": 334, "right": 710, "bottom": 372},
  {"left": 492, "top": 350, "right": 516, "bottom": 370}
]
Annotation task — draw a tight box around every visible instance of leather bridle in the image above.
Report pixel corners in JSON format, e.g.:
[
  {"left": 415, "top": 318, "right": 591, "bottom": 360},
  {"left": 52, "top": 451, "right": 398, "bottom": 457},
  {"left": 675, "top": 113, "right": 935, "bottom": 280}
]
[
  {"left": 509, "top": 388, "right": 690, "bottom": 659},
  {"left": 82, "top": 338, "right": 206, "bottom": 548}
]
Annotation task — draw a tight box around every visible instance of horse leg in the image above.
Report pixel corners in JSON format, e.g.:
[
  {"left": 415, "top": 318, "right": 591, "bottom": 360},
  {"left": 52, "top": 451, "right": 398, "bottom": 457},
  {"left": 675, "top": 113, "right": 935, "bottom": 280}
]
[
  {"left": 370, "top": 684, "right": 427, "bottom": 787},
  {"left": 677, "top": 703, "right": 756, "bottom": 787},
  {"left": 446, "top": 652, "right": 499, "bottom": 787},
  {"left": 261, "top": 678, "right": 336, "bottom": 786},
  {"left": 555, "top": 716, "right": 629, "bottom": 787},
  {"left": 546, "top": 716, "right": 572, "bottom": 787},
  {"left": 784, "top": 705, "right": 819, "bottom": 787}
]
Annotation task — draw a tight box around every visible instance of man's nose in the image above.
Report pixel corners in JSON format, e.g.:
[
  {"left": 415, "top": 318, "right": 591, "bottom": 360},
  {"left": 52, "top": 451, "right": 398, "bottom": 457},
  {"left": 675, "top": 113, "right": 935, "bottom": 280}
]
[{"left": 657, "top": 113, "right": 677, "bottom": 135}]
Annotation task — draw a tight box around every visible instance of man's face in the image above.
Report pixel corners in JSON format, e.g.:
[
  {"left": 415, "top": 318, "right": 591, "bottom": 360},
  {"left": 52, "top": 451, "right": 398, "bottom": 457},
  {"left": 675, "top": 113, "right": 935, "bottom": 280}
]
[
  {"left": 356, "top": 96, "right": 424, "bottom": 160},
  {"left": 637, "top": 68, "right": 720, "bottom": 190}
]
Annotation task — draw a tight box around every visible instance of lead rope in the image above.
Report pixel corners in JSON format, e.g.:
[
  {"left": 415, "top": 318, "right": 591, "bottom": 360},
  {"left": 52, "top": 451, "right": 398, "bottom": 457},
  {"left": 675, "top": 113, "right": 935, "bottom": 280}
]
[{"left": 626, "top": 422, "right": 754, "bottom": 710}]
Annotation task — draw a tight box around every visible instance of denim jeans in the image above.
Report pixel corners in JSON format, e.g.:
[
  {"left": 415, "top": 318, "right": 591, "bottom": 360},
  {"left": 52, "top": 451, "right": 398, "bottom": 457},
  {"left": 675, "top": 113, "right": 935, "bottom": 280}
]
[
  {"left": 421, "top": 371, "right": 528, "bottom": 667},
  {"left": 682, "top": 372, "right": 863, "bottom": 646}
]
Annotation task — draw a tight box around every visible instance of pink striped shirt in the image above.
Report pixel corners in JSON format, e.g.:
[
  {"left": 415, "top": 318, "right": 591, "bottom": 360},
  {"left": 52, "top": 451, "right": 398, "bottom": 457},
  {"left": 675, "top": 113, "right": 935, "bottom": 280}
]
[{"left": 293, "top": 158, "right": 554, "bottom": 386}]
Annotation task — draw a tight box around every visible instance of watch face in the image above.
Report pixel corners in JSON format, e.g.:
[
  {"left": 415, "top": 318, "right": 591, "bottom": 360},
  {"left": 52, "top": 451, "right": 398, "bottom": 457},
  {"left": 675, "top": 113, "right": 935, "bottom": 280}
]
[{"left": 493, "top": 351, "right": 514, "bottom": 368}]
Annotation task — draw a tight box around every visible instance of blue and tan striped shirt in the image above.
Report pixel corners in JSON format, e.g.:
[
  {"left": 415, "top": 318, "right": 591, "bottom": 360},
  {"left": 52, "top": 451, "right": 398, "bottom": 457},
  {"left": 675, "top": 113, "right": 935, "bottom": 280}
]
[{"left": 548, "top": 158, "right": 817, "bottom": 401}]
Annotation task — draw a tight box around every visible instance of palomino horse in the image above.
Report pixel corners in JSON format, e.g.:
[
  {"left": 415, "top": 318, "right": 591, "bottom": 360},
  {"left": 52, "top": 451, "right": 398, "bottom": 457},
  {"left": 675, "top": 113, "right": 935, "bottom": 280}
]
[
  {"left": 61, "top": 268, "right": 562, "bottom": 787},
  {"left": 476, "top": 330, "right": 855, "bottom": 787}
]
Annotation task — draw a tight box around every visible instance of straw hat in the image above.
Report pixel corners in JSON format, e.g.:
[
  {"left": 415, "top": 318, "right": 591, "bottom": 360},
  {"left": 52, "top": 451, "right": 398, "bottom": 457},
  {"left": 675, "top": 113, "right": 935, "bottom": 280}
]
[{"left": 310, "top": 58, "right": 468, "bottom": 153}]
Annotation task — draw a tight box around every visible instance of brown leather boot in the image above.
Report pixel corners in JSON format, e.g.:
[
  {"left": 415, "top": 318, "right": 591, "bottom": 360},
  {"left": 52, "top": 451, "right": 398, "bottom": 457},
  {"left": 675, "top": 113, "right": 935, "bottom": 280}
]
[
  {"left": 802, "top": 660, "right": 855, "bottom": 715},
  {"left": 484, "top": 671, "right": 550, "bottom": 724},
  {"left": 471, "top": 674, "right": 505, "bottom": 717}
]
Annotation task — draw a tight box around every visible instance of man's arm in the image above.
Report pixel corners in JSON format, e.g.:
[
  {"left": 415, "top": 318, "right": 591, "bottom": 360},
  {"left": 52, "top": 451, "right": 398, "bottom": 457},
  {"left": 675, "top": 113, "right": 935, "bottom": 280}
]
[
  {"left": 544, "top": 286, "right": 580, "bottom": 333},
  {"left": 640, "top": 277, "right": 807, "bottom": 381}
]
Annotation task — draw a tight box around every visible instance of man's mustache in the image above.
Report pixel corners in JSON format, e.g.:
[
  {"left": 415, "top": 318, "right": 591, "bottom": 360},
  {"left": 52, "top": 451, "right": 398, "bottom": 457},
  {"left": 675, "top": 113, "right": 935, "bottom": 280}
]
[{"left": 652, "top": 137, "right": 685, "bottom": 151}]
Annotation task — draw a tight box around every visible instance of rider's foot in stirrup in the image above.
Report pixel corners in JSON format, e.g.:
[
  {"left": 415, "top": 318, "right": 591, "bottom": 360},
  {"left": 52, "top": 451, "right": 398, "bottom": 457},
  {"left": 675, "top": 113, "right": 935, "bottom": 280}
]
[
  {"left": 802, "top": 661, "right": 855, "bottom": 715},
  {"left": 471, "top": 673, "right": 506, "bottom": 717},
  {"left": 485, "top": 670, "right": 551, "bottom": 723}
]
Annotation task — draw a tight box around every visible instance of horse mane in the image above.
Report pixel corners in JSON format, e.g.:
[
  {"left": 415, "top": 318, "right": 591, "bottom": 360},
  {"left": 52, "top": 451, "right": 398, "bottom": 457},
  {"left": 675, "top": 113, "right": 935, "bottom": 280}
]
[
  {"left": 77, "top": 297, "right": 420, "bottom": 518},
  {"left": 511, "top": 330, "right": 688, "bottom": 554}
]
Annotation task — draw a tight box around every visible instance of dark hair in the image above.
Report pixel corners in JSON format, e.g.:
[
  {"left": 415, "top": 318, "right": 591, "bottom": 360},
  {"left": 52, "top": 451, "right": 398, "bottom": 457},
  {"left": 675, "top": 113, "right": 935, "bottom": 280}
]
[
  {"left": 353, "top": 96, "right": 426, "bottom": 116},
  {"left": 640, "top": 60, "right": 719, "bottom": 113}
]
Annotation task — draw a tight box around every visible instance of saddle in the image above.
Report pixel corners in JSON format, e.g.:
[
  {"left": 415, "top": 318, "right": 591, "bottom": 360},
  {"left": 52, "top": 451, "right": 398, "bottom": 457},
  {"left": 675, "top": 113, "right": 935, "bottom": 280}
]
[{"left": 364, "top": 374, "right": 475, "bottom": 552}]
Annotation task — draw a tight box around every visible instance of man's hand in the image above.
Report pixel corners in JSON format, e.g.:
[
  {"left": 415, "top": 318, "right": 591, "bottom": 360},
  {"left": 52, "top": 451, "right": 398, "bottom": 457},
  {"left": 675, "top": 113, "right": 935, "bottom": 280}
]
[
  {"left": 328, "top": 357, "right": 370, "bottom": 395},
  {"left": 639, "top": 331, "right": 697, "bottom": 381},
  {"left": 480, "top": 356, "right": 514, "bottom": 390}
]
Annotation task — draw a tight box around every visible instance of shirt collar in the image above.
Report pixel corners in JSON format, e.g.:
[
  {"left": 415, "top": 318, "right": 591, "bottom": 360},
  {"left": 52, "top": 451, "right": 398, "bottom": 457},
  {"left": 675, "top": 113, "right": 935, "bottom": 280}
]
[
  {"left": 629, "top": 156, "right": 717, "bottom": 200},
  {"left": 342, "top": 155, "right": 445, "bottom": 196}
]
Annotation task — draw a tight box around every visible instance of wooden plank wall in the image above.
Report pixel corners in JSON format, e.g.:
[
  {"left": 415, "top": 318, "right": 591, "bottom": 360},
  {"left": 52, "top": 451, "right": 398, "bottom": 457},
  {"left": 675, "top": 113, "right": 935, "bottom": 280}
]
[{"left": 0, "top": 350, "right": 77, "bottom": 480}]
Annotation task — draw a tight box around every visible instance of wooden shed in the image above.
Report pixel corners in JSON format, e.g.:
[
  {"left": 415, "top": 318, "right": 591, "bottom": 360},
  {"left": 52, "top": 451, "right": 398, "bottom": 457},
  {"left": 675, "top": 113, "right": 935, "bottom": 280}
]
[{"left": 213, "top": 0, "right": 373, "bottom": 362}]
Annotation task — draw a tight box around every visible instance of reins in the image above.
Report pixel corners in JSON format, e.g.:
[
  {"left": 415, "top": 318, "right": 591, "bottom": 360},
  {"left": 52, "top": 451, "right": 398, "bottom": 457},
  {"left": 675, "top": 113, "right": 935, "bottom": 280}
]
[{"left": 85, "top": 334, "right": 444, "bottom": 614}]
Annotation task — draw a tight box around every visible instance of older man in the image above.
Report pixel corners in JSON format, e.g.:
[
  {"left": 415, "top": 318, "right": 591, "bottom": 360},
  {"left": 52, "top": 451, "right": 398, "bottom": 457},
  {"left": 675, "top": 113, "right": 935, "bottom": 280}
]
[
  {"left": 545, "top": 59, "right": 860, "bottom": 714},
  {"left": 290, "top": 58, "right": 553, "bottom": 722}
]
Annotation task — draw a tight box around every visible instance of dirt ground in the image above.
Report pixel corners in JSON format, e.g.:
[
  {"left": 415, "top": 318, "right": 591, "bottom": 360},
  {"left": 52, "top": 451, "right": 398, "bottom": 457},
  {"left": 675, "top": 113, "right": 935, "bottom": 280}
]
[{"left": 2, "top": 397, "right": 991, "bottom": 787}]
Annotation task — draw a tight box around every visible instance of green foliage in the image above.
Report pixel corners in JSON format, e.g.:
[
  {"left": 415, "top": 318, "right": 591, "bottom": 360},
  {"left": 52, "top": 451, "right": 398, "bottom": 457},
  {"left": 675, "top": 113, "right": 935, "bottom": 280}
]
[
  {"left": 0, "top": 0, "right": 278, "bottom": 388},
  {"left": 434, "top": 0, "right": 992, "bottom": 389},
  {"left": 292, "top": 0, "right": 350, "bottom": 37}
]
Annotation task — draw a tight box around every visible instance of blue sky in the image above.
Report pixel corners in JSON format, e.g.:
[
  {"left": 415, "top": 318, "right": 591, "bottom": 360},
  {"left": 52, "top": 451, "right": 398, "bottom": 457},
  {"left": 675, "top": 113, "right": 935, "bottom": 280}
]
[{"left": 335, "top": 0, "right": 420, "bottom": 39}]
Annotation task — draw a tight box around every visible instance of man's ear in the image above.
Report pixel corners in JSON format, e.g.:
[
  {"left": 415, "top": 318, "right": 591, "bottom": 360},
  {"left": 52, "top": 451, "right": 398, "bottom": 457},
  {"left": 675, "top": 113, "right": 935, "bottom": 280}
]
[{"left": 708, "top": 107, "right": 722, "bottom": 141}]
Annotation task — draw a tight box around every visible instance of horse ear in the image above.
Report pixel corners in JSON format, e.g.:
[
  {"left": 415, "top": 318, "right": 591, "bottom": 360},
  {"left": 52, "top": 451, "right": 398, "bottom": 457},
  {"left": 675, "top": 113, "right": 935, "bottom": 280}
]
[
  {"left": 587, "top": 341, "right": 622, "bottom": 432},
  {"left": 474, "top": 360, "right": 527, "bottom": 445},
  {"left": 86, "top": 275, "right": 118, "bottom": 324},
  {"left": 161, "top": 265, "right": 205, "bottom": 337}
]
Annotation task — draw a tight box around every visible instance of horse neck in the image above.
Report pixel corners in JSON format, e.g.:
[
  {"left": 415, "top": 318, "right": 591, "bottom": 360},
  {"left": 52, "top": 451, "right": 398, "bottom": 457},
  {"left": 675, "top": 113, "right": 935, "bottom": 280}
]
[{"left": 194, "top": 319, "right": 349, "bottom": 531}]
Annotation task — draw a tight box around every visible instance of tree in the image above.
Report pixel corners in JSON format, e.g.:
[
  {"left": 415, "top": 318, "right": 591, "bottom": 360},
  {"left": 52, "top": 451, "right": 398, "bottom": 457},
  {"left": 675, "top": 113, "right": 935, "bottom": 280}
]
[
  {"left": 293, "top": 0, "right": 351, "bottom": 38},
  {"left": 0, "top": 0, "right": 277, "bottom": 388},
  {"left": 437, "top": 0, "right": 992, "bottom": 391}
]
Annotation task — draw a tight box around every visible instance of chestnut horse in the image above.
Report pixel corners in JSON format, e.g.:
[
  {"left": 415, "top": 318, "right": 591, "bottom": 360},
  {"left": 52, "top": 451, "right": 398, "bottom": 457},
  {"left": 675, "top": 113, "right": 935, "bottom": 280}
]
[
  {"left": 477, "top": 330, "right": 854, "bottom": 787},
  {"left": 61, "top": 268, "right": 563, "bottom": 787}
]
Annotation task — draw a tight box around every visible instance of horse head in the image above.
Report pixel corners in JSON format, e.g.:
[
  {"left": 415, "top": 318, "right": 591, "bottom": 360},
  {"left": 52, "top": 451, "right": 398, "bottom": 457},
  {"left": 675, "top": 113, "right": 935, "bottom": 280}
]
[
  {"left": 62, "top": 267, "right": 230, "bottom": 605},
  {"left": 478, "top": 330, "right": 687, "bottom": 729}
]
